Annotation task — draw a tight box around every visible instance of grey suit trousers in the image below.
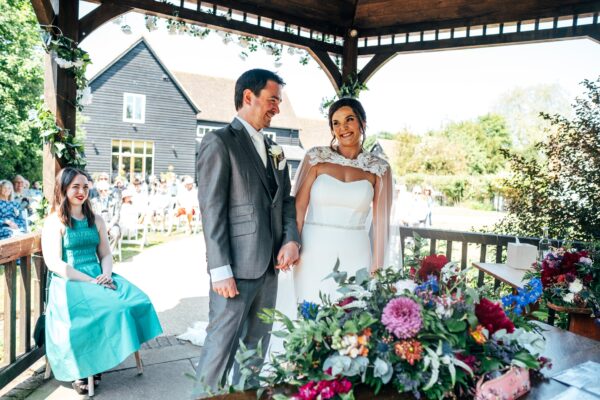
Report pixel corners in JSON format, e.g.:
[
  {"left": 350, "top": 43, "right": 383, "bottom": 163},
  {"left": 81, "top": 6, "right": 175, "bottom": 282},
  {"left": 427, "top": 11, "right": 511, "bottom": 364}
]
[{"left": 192, "top": 268, "right": 278, "bottom": 398}]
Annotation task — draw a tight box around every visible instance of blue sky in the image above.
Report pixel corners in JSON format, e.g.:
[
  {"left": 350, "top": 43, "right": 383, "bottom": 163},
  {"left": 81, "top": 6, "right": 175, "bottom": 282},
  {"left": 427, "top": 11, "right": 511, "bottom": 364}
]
[{"left": 80, "top": 10, "right": 600, "bottom": 135}]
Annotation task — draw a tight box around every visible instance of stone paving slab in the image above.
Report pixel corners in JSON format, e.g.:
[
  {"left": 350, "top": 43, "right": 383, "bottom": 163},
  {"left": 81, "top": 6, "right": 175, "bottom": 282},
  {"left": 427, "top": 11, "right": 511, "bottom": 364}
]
[{"left": 22, "top": 359, "right": 196, "bottom": 400}]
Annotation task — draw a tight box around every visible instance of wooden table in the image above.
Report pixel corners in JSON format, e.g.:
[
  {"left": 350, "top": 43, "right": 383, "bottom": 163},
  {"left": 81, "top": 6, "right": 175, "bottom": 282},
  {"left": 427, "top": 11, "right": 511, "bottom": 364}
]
[
  {"left": 208, "top": 323, "right": 600, "bottom": 399},
  {"left": 472, "top": 262, "right": 529, "bottom": 290}
]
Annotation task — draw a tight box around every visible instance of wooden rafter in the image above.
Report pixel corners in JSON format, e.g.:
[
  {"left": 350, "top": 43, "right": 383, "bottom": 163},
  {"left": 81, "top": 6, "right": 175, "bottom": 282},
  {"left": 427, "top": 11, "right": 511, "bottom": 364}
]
[
  {"left": 30, "top": 0, "right": 56, "bottom": 26},
  {"left": 357, "top": 22, "right": 600, "bottom": 56},
  {"left": 358, "top": 52, "right": 396, "bottom": 85},
  {"left": 92, "top": 0, "right": 342, "bottom": 54},
  {"left": 80, "top": 3, "right": 133, "bottom": 39},
  {"left": 308, "top": 49, "right": 342, "bottom": 91}
]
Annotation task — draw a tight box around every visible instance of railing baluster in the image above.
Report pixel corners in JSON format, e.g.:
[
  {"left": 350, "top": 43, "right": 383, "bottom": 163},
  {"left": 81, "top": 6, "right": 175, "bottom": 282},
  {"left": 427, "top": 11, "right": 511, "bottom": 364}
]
[
  {"left": 429, "top": 238, "right": 436, "bottom": 255},
  {"left": 446, "top": 240, "right": 453, "bottom": 260},
  {"left": 19, "top": 256, "right": 32, "bottom": 353},
  {"left": 477, "top": 245, "right": 487, "bottom": 287},
  {"left": 3, "top": 261, "right": 17, "bottom": 364},
  {"left": 460, "top": 242, "right": 468, "bottom": 270}
]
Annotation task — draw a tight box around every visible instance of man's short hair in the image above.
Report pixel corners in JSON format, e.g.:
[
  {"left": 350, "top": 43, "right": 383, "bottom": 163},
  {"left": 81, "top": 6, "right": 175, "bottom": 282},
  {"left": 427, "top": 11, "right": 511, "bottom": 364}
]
[{"left": 234, "top": 69, "right": 285, "bottom": 111}]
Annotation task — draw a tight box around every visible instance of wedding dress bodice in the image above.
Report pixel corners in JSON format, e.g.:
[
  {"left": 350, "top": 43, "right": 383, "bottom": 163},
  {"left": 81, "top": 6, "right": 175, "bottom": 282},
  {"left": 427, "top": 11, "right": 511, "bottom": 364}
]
[{"left": 305, "top": 174, "right": 374, "bottom": 229}]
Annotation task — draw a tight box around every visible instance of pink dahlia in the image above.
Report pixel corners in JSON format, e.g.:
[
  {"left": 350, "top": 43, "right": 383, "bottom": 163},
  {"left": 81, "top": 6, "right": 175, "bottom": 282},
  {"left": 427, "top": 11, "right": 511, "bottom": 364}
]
[{"left": 381, "top": 297, "right": 422, "bottom": 339}]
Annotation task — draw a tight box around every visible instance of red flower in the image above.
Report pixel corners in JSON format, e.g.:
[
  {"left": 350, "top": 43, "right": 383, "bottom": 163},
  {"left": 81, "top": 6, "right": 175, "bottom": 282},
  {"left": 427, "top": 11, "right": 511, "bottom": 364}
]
[
  {"left": 475, "top": 298, "right": 515, "bottom": 334},
  {"left": 556, "top": 275, "right": 566, "bottom": 283},
  {"left": 337, "top": 297, "right": 357, "bottom": 308},
  {"left": 455, "top": 352, "right": 478, "bottom": 371},
  {"left": 418, "top": 254, "right": 448, "bottom": 281}
]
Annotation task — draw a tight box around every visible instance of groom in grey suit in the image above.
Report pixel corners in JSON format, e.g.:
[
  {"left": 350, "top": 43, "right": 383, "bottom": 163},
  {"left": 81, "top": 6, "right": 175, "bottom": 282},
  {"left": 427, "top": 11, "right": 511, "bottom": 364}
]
[{"left": 192, "top": 69, "right": 300, "bottom": 398}]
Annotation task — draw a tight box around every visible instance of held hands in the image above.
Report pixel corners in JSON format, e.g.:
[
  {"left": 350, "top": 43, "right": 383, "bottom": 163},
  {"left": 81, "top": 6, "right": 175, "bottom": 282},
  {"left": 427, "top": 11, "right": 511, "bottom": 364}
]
[
  {"left": 213, "top": 277, "right": 239, "bottom": 299},
  {"left": 276, "top": 242, "right": 300, "bottom": 272}
]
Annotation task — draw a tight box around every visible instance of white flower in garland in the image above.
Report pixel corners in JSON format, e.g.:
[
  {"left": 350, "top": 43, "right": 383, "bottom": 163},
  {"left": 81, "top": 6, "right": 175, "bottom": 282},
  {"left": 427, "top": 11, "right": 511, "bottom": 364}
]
[
  {"left": 54, "top": 57, "right": 74, "bottom": 69},
  {"left": 77, "top": 86, "right": 93, "bottom": 106},
  {"left": 569, "top": 278, "right": 583, "bottom": 294},
  {"left": 341, "top": 300, "right": 367, "bottom": 310}
]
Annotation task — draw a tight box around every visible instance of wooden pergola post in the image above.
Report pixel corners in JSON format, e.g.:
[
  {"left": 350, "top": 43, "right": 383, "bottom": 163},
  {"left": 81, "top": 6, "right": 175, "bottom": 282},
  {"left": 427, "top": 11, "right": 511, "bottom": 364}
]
[
  {"left": 341, "top": 30, "right": 358, "bottom": 86},
  {"left": 39, "top": 0, "right": 80, "bottom": 201}
]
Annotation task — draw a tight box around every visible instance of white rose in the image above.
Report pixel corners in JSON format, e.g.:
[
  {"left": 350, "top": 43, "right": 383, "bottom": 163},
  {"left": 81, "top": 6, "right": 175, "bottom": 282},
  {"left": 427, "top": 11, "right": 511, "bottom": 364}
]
[
  {"left": 563, "top": 292, "right": 575, "bottom": 303},
  {"left": 569, "top": 279, "right": 583, "bottom": 294},
  {"left": 72, "top": 59, "right": 84, "bottom": 68},
  {"left": 270, "top": 145, "right": 283, "bottom": 157},
  {"left": 579, "top": 257, "right": 593, "bottom": 265},
  {"left": 394, "top": 279, "right": 417, "bottom": 294}
]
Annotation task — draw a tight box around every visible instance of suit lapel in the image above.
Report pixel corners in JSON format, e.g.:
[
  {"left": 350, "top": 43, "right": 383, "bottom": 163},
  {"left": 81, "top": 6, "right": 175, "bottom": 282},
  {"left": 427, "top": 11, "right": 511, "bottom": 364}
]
[{"left": 230, "top": 119, "right": 271, "bottom": 197}]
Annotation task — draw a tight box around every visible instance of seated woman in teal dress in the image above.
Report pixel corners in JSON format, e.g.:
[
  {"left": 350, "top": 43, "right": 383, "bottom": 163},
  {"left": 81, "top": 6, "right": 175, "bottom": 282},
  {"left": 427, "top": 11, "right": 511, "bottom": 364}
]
[{"left": 41, "top": 167, "right": 163, "bottom": 395}]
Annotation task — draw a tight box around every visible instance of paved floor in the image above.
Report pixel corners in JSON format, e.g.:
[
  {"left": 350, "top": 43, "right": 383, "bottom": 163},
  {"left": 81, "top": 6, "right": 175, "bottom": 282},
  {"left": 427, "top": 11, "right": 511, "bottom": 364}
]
[{"left": 6, "top": 234, "right": 211, "bottom": 400}]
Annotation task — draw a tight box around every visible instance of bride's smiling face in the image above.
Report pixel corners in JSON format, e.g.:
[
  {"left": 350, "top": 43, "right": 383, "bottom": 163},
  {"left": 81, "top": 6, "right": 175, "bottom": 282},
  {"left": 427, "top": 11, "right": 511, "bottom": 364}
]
[{"left": 331, "top": 106, "right": 364, "bottom": 149}]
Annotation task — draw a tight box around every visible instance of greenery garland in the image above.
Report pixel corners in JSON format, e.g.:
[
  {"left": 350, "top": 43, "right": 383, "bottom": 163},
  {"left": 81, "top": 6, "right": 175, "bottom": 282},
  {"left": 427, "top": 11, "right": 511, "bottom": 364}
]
[
  {"left": 36, "top": 27, "right": 90, "bottom": 168},
  {"left": 320, "top": 74, "right": 368, "bottom": 115}
]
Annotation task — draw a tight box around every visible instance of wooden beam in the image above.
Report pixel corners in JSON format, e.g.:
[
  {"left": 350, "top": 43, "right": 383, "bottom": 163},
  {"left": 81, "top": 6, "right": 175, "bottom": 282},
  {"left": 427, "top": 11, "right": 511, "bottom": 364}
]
[
  {"left": 357, "top": 52, "right": 396, "bottom": 85},
  {"left": 84, "top": 0, "right": 347, "bottom": 36},
  {"left": 55, "top": 0, "right": 79, "bottom": 138},
  {"left": 357, "top": 1, "right": 600, "bottom": 38},
  {"left": 308, "top": 49, "right": 342, "bottom": 92},
  {"left": 358, "top": 23, "right": 600, "bottom": 56},
  {"left": 342, "top": 33, "right": 358, "bottom": 84},
  {"left": 30, "top": 0, "right": 56, "bottom": 26},
  {"left": 98, "top": 0, "right": 342, "bottom": 54},
  {"left": 0, "top": 233, "right": 42, "bottom": 265},
  {"left": 80, "top": 3, "right": 133, "bottom": 39}
]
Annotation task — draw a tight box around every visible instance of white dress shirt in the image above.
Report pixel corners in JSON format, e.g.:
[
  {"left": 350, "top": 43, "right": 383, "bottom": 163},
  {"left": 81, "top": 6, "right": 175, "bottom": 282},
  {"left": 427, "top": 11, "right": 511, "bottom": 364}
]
[{"left": 210, "top": 116, "right": 267, "bottom": 283}]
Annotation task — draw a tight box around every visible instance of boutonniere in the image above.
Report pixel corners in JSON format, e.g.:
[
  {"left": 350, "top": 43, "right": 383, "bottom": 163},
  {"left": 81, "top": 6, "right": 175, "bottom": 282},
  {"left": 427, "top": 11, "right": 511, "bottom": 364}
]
[{"left": 269, "top": 145, "right": 286, "bottom": 170}]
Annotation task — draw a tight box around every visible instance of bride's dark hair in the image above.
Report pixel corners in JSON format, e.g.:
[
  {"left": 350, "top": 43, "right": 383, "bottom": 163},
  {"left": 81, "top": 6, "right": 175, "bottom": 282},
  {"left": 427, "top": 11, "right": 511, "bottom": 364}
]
[
  {"left": 51, "top": 167, "right": 96, "bottom": 228},
  {"left": 327, "top": 98, "right": 367, "bottom": 150}
]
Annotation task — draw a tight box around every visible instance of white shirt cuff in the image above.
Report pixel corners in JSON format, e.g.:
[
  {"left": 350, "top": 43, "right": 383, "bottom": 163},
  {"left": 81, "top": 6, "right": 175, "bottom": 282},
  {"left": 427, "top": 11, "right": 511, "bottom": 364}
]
[{"left": 210, "top": 265, "right": 233, "bottom": 282}]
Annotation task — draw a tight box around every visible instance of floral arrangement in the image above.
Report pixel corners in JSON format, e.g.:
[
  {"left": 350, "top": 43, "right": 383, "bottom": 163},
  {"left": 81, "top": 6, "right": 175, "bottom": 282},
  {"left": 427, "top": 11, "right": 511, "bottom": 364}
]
[
  {"left": 245, "top": 257, "right": 547, "bottom": 400},
  {"left": 526, "top": 246, "right": 600, "bottom": 319}
]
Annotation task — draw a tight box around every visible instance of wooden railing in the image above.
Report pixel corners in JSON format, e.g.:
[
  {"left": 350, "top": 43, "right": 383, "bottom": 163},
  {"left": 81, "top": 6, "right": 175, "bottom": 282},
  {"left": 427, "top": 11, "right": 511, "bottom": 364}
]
[
  {"left": 398, "top": 226, "right": 587, "bottom": 287},
  {"left": 0, "top": 233, "right": 47, "bottom": 389}
]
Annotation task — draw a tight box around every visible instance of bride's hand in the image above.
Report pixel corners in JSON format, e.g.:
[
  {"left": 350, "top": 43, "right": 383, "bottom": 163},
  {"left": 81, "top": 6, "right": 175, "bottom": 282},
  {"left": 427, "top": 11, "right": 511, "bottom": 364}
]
[{"left": 276, "top": 242, "right": 300, "bottom": 271}]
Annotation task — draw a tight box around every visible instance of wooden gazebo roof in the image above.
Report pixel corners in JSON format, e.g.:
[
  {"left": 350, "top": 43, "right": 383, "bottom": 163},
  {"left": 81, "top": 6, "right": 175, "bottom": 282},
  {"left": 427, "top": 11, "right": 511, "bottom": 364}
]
[{"left": 29, "top": 0, "right": 600, "bottom": 193}]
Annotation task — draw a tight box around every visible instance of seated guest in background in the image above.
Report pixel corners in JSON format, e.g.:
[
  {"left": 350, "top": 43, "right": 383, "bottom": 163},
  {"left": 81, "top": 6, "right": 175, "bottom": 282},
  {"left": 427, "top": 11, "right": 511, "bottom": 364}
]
[
  {"left": 175, "top": 176, "right": 198, "bottom": 234},
  {"left": 0, "top": 180, "right": 27, "bottom": 240},
  {"left": 13, "top": 175, "right": 33, "bottom": 219},
  {"left": 41, "top": 167, "right": 162, "bottom": 395},
  {"left": 92, "top": 181, "right": 121, "bottom": 252}
]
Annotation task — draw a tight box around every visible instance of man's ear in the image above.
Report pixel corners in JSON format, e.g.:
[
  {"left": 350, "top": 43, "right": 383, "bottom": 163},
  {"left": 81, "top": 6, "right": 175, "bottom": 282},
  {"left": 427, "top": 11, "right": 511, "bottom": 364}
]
[{"left": 243, "top": 88, "right": 254, "bottom": 106}]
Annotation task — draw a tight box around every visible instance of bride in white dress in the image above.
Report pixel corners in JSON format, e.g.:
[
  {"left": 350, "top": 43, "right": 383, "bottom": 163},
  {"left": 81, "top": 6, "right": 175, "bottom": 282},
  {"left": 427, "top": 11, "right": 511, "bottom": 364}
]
[{"left": 275, "top": 98, "right": 393, "bottom": 318}]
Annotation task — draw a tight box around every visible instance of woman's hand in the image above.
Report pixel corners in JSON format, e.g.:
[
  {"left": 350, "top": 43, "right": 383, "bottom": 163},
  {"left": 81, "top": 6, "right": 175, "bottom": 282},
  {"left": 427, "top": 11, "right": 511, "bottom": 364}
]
[
  {"left": 95, "top": 273, "right": 113, "bottom": 285},
  {"left": 5, "top": 220, "right": 18, "bottom": 229}
]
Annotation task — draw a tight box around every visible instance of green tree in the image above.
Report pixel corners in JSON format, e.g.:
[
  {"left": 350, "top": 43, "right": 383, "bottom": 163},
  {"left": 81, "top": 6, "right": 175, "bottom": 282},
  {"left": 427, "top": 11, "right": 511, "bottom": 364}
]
[
  {"left": 495, "top": 78, "right": 600, "bottom": 240},
  {"left": 493, "top": 83, "right": 571, "bottom": 149},
  {"left": 439, "top": 114, "right": 512, "bottom": 175},
  {"left": 0, "top": 0, "right": 44, "bottom": 182}
]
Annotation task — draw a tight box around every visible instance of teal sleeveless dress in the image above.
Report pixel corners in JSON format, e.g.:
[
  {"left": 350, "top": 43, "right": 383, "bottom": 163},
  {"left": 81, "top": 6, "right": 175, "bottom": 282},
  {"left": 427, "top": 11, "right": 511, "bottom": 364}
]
[{"left": 45, "top": 217, "right": 163, "bottom": 381}]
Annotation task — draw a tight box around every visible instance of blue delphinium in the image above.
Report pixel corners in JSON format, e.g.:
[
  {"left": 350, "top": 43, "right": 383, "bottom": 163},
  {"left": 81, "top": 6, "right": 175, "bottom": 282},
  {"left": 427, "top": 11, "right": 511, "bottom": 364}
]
[
  {"left": 415, "top": 276, "right": 439, "bottom": 295},
  {"left": 299, "top": 300, "right": 319, "bottom": 320},
  {"left": 501, "top": 278, "right": 543, "bottom": 315}
]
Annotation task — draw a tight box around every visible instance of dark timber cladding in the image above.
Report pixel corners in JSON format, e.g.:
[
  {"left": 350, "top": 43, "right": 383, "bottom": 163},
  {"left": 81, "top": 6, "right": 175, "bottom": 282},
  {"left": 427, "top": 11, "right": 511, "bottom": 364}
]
[{"left": 83, "top": 40, "right": 198, "bottom": 177}]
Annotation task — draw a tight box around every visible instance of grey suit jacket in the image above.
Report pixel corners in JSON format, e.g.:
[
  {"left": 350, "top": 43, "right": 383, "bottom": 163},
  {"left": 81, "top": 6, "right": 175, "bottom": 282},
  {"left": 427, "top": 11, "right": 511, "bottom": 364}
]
[{"left": 196, "top": 118, "right": 300, "bottom": 280}]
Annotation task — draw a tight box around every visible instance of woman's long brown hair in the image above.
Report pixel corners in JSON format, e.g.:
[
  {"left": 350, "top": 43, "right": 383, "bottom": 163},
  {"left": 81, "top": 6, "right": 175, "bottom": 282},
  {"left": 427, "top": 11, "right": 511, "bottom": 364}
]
[{"left": 51, "top": 167, "right": 95, "bottom": 228}]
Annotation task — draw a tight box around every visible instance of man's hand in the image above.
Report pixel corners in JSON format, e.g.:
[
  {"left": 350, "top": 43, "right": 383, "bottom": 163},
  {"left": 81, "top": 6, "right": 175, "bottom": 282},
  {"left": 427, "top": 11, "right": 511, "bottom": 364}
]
[
  {"left": 276, "top": 242, "right": 300, "bottom": 272},
  {"left": 212, "top": 277, "right": 239, "bottom": 298}
]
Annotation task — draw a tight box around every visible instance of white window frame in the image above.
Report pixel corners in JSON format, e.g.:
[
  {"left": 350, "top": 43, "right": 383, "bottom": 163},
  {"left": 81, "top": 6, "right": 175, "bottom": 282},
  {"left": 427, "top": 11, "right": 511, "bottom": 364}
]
[
  {"left": 263, "top": 130, "right": 277, "bottom": 141},
  {"left": 196, "top": 125, "right": 218, "bottom": 140},
  {"left": 122, "top": 93, "right": 146, "bottom": 123}
]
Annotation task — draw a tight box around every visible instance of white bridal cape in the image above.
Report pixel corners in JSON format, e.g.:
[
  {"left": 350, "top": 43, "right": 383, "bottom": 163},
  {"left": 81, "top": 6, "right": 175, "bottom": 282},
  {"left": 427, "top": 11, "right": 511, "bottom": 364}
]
[{"left": 274, "top": 146, "right": 394, "bottom": 318}]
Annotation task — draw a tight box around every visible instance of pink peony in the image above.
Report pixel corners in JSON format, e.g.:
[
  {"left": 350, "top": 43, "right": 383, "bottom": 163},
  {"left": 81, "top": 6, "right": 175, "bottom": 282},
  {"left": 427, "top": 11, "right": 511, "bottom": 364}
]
[{"left": 381, "top": 297, "right": 422, "bottom": 339}]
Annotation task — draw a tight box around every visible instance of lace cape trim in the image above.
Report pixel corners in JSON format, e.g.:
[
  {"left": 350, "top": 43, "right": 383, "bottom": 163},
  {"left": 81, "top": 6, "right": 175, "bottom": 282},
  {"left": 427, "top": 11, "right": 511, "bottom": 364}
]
[{"left": 306, "top": 146, "right": 389, "bottom": 177}]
